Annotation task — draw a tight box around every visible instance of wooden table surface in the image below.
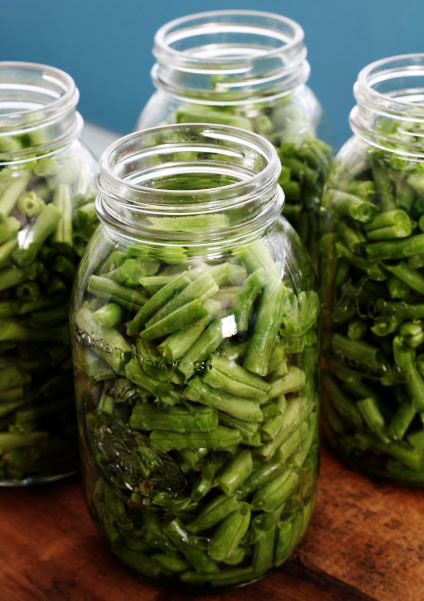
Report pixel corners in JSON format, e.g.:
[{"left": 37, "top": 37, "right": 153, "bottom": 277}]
[{"left": 1, "top": 445, "right": 423, "bottom": 601}]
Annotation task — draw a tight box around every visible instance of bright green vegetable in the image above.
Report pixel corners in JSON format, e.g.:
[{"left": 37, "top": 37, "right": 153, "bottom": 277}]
[
  {"left": 321, "top": 118, "right": 424, "bottom": 482},
  {"left": 74, "top": 232, "right": 318, "bottom": 588}
]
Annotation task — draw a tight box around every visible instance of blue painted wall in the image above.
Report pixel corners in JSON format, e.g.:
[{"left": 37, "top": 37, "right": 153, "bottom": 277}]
[{"left": 1, "top": 0, "right": 422, "bottom": 147}]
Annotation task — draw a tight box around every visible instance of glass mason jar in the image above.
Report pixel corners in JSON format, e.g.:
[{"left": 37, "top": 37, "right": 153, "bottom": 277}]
[
  {"left": 0, "top": 62, "right": 97, "bottom": 485},
  {"left": 136, "top": 10, "right": 332, "bottom": 265},
  {"left": 321, "top": 54, "right": 424, "bottom": 484},
  {"left": 71, "top": 124, "right": 319, "bottom": 588}
]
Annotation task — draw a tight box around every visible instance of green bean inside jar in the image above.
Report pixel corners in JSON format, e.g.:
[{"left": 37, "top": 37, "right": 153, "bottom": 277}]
[
  {"left": 71, "top": 124, "right": 319, "bottom": 588},
  {"left": 321, "top": 54, "right": 424, "bottom": 484},
  {"left": 136, "top": 11, "right": 332, "bottom": 266},
  {"left": 0, "top": 62, "right": 97, "bottom": 485}
]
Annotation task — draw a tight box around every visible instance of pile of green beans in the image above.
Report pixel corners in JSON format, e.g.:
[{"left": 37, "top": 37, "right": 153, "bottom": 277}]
[
  {"left": 321, "top": 138, "right": 424, "bottom": 482},
  {"left": 168, "top": 98, "right": 332, "bottom": 263},
  {"left": 0, "top": 140, "right": 96, "bottom": 482},
  {"left": 73, "top": 234, "right": 319, "bottom": 588}
]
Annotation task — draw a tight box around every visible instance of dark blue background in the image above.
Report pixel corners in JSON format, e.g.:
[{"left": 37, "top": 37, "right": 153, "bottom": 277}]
[{"left": 1, "top": 0, "right": 422, "bottom": 147}]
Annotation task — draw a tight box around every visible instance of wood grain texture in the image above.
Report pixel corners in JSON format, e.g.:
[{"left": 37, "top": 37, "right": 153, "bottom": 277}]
[{"left": 0, "top": 446, "right": 423, "bottom": 601}]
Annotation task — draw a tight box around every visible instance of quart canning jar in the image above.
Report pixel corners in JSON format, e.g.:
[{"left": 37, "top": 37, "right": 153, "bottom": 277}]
[
  {"left": 72, "top": 124, "right": 319, "bottom": 588},
  {"left": 137, "top": 10, "right": 332, "bottom": 265},
  {"left": 0, "top": 62, "right": 97, "bottom": 485},
  {"left": 321, "top": 54, "right": 424, "bottom": 484}
]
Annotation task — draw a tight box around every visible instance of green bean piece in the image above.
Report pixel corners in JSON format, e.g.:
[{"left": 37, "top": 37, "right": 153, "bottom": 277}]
[
  {"left": 125, "top": 359, "right": 177, "bottom": 405},
  {"left": 347, "top": 318, "right": 367, "bottom": 340},
  {"left": 364, "top": 209, "right": 412, "bottom": 239},
  {"left": 209, "top": 355, "right": 271, "bottom": 393},
  {"left": 327, "top": 189, "right": 379, "bottom": 222},
  {"left": 191, "top": 455, "right": 222, "bottom": 502},
  {"left": 145, "top": 271, "right": 218, "bottom": 327},
  {"left": 252, "top": 514, "right": 276, "bottom": 575},
  {"left": 76, "top": 306, "right": 132, "bottom": 371},
  {"left": 387, "top": 403, "right": 416, "bottom": 441},
  {"left": 274, "top": 518, "right": 294, "bottom": 566},
  {"left": 366, "top": 234, "right": 424, "bottom": 261},
  {"left": 257, "top": 397, "right": 309, "bottom": 459},
  {"left": 13, "top": 204, "right": 61, "bottom": 266},
  {"left": 232, "top": 268, "right": 267, "bottom": 332},
  {"left": 52, "top": 184, "right": 73, "bottom": 250},
  {"left": 87, "top": 275, "right": 147, "bottom": 311},
  {"left": 127, "top": 272, "right": 191, "bottom": 334},
  {"left": 0, "top": 214, "right": 19, "bottom": 245},
  {"left": 166, "top": 519, "right": 219, "bottom": 573},
  {"left": 217, "top": 450, "right": 253, "bottom": 495},
  {"left": 322, "top": 376, "right": 363, "bottom": 428},
  {"left": 0, "top": 173, "right": 31, "bottom": 216},
  {"left": 208, "top": 503, "right": 251, "bottom": 562},
  {"left": 139, "top": 299, "right": 208, "bottom": 341},
  {"left": 357, "top": 397, "right": 388, "bottom": 442},
  {"left": 331, "top": 334, "right": 382, "bottom": 369},
  {"left": 269, "top": 366, "right": 305, "bottom": 398},
  {"left": 178, "top": 319, "right": 227, "bottom": 379},
  {"left": 130, "top": 405, "right": 218, "bottom": 433},
  {"left": 150, "top": 426, "right": 241, "bottom": 451},
  {"left": 16, "top": 190, "right": 45, "bottom": 217},
  {"left": 185, "top": 377, "right": 263, "bottom": 422},
  {"left": 384, "top": 262, "right": 424, "bottom": 294},
  {"left": 244, "top": 277, "right": 286, "bottom": 376},
  {"left": 0, "top": 431, "right": 49, "bottom": 452},
  {"left": 157, "top": 315, "right": 210, "bottom": 361},
  {"left": 93, "top": 303, "right": 123, "bottom": 328},
  {"left": 152, "top": 553, "right": 189, "bottom": 574},
  {"left": 251, "top": 470, "right": 299, "bottom": 512},
  {"left": 187, "top": 493, "right": 241, "bottom": 534},
  {"left": 203, "top": 367, "right": 268, "bottom": 403}
]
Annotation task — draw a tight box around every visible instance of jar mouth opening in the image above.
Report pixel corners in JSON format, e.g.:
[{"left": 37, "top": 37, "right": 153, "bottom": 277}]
[
  {"left": 99, "top": 123, "right": 281, "bottom": 211},
  {"left": 153, "top": 10, "right": 305, "bottom": 68},
  {"left": 355, "top": 54, "right": 424, "bottom": 119},
  {"left": 0, "top": 62, "right": 79, "bottom": 130},
  {"left": 98, "top": 124, "right": 283, "bottom": 245},
  {"left": 350, "top": 54, "right": 424, "bottom": 158}
]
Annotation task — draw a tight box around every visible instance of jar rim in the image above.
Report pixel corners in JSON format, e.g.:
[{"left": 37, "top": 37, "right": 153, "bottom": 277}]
[
  {"left": 99, "top": 122, "right": 280, "bottom": 204},
  {"left": 355, "top": 53, "right": 424, "bottom": 117},
  {"left": 98, "top": 123, "right": 283, "bottom": 245},
  {"left": 151, "top": 10, "right": 308, "bottom": 103},
  {"left": 350, "top": 53, "right": 424, "bottom": 157},
  {"left": 0, "top": 61, "right": 79, "bottom": 128},
  {"left": 0, "top": 61, "right": 82, "bottom": 161},
  {"left": 153, "top": 10, "right": 304, "bottom": 67}
]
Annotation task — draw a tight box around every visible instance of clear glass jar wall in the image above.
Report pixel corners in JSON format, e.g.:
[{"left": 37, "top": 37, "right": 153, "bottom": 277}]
[
  {"left": 137, "top": 10, "right": 332, "bottom": 264},
  {"left": 321, "top": 54, "right": 424, "bottom": 483},
  {"left": 71, "top": 124, "right": 320, "bottom": 588},
  {"left": 0, "top": 62, "right": 97, "bottom": 485}
]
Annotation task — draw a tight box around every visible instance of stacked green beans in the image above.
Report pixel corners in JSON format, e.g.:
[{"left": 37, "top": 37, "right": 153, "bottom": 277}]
[
  {"left": 74, "top": 236, "right": 319, "bottom": 588},
  {"left": 0, "top": 142, "right": 96, "bottom": 482},
  {"left": 168, "top": 99, "right": 332, "bottom": 264},
  {"left": 321, "top": 137, "right": 424, "bottom": 482}
]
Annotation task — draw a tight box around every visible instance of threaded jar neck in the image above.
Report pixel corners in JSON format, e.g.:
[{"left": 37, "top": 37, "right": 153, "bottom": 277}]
[
  {"left": 0, "top": 62, "right": 82, "bottom": 163},
  {"left": 151, "top": 10, "right": 309, "bottom": 105},
  {"left": 97, "top": 123, "right": 283, "bottom": 249},
  {"left": 350, "top": 54, "right": 424, "bottom": 158}
]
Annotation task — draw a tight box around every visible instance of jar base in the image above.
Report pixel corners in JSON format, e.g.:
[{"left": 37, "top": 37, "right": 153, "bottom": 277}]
[
  {"left": 324, "top": 439, "right": 424, "bottom": 488},
  {"left": 0, "top": 469, "right": 79, "bottom": 488}
]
